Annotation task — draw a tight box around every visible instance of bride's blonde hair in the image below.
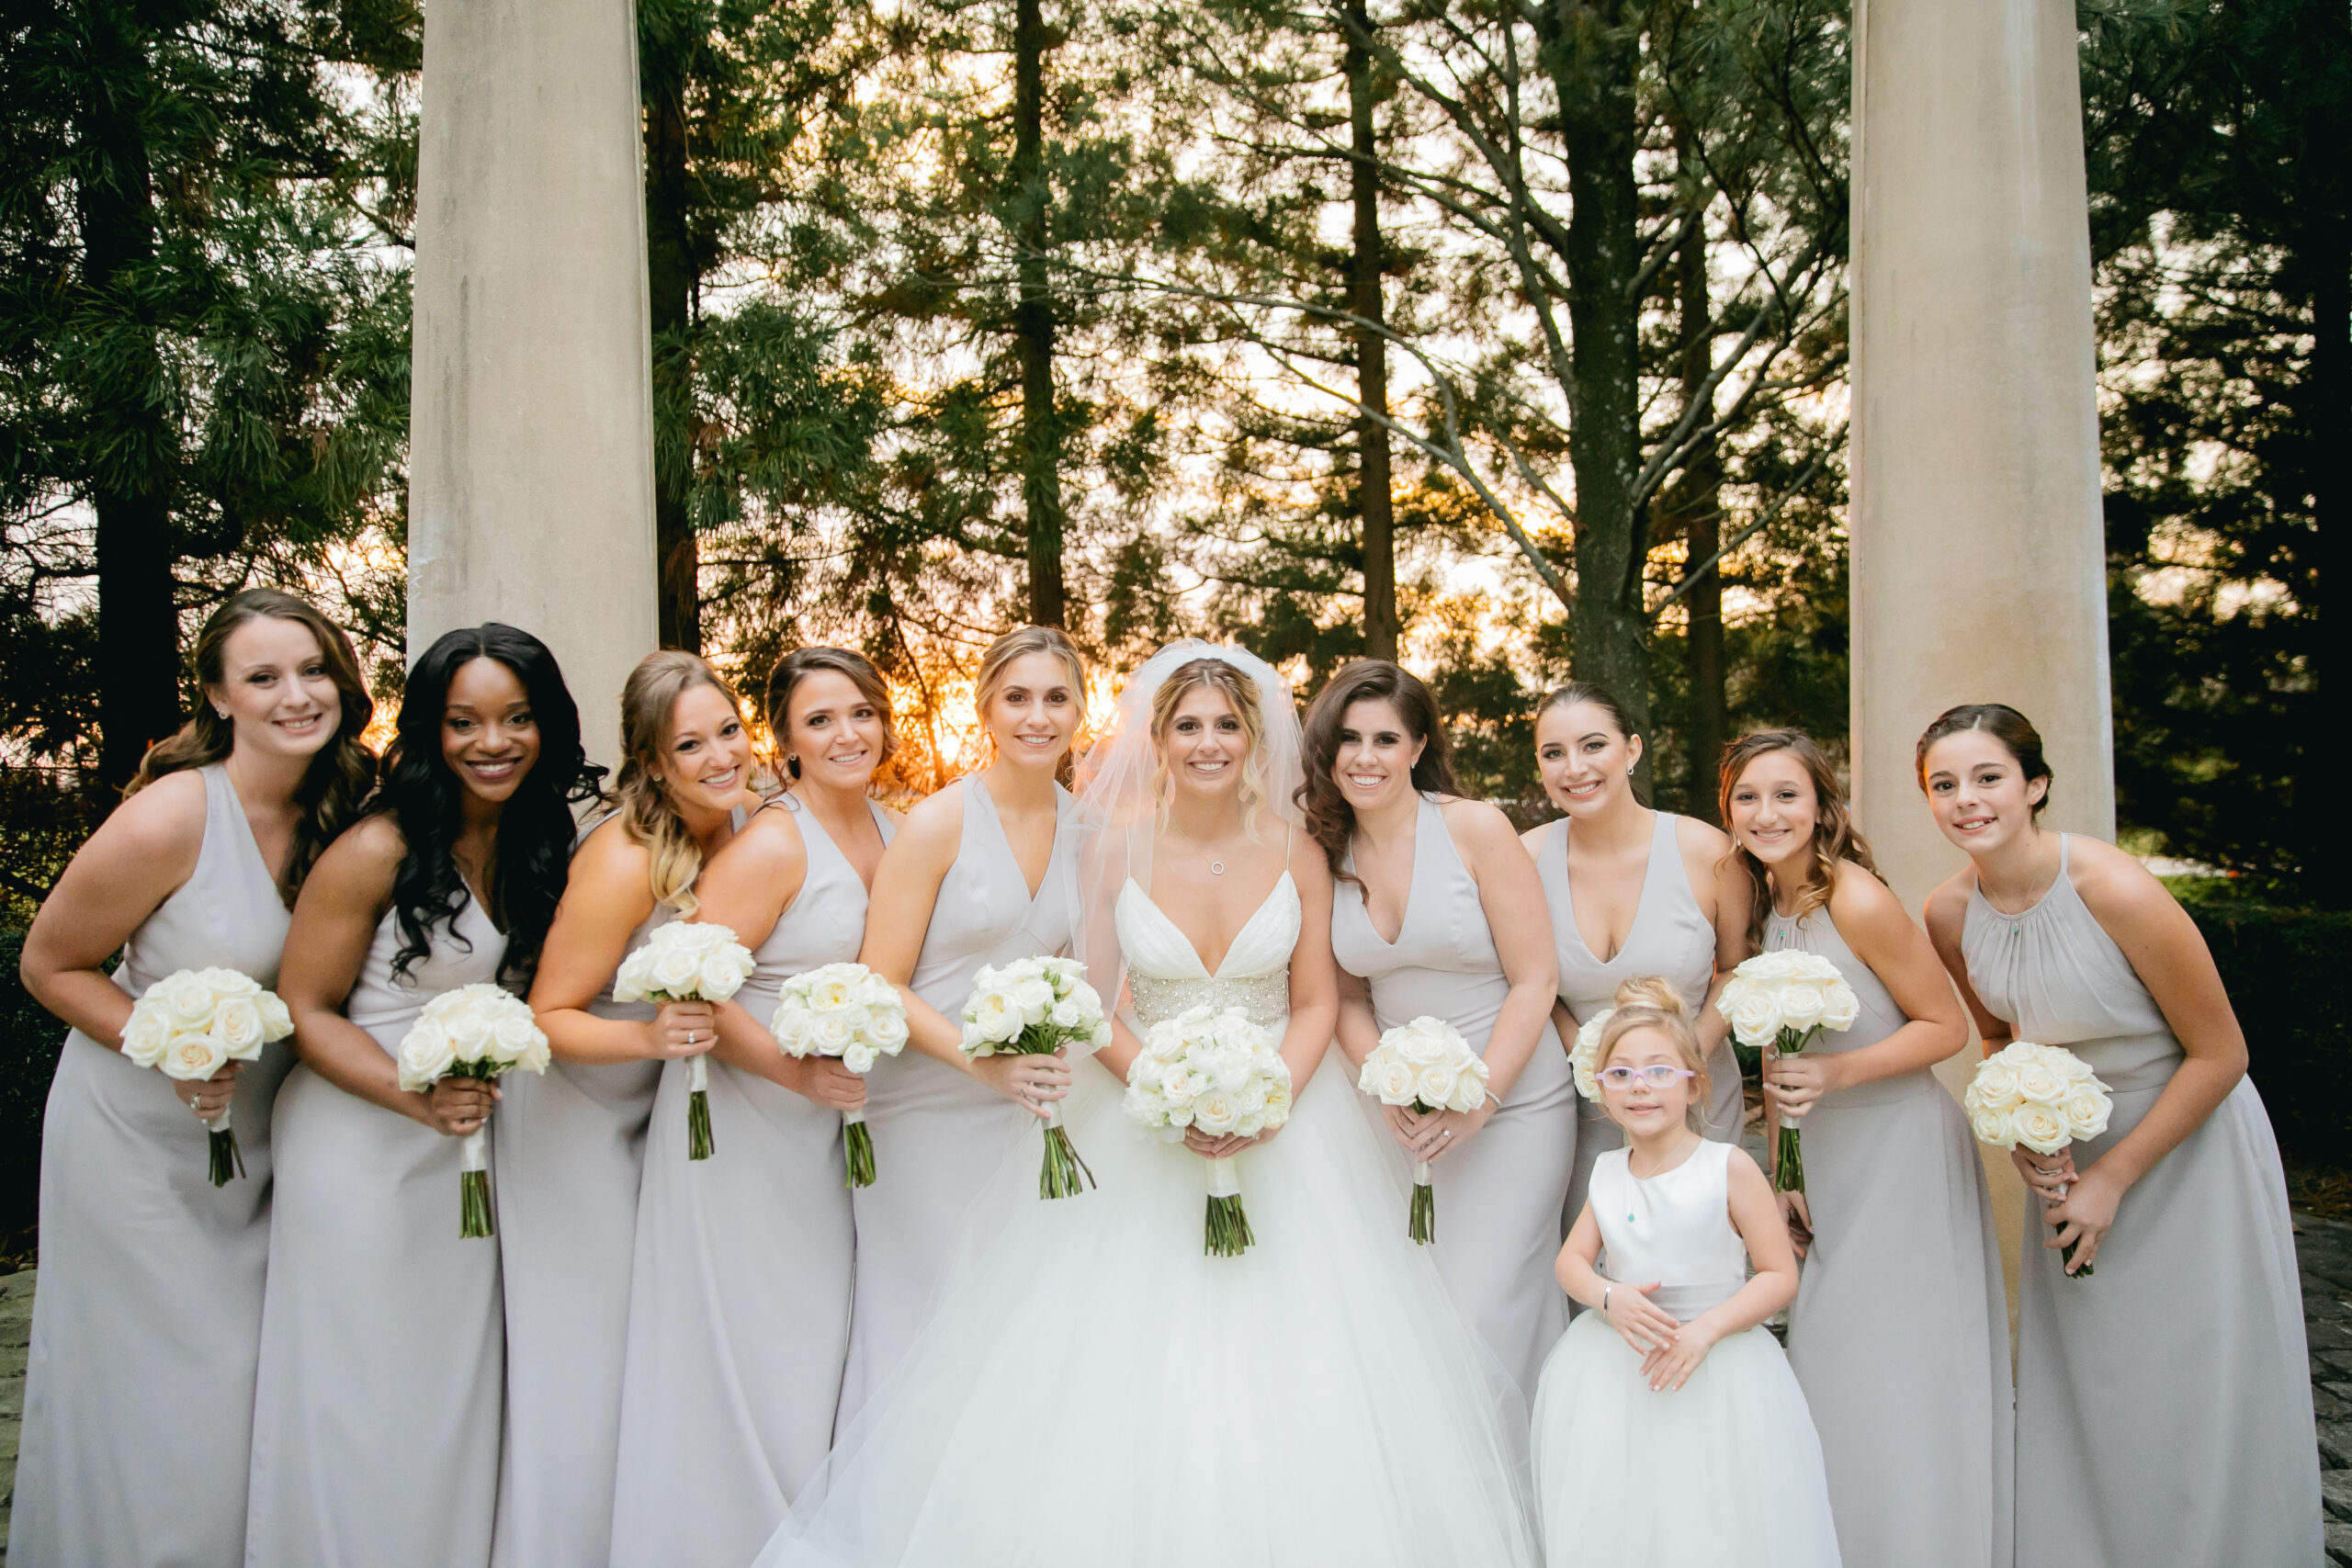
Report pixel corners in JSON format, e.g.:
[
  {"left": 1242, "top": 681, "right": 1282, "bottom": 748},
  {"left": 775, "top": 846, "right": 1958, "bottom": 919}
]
[
  {"left": 1594, "top": 976, "right": 1711, "bottom": 1132},
  {"left": 1148, "top": 657, "right": 1269, "bottom": 840}
]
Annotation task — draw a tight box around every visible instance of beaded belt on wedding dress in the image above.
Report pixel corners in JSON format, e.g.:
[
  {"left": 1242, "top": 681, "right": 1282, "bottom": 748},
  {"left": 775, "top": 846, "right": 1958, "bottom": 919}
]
[{"left": 1129, "top": 971, "right": 1290, "bottom": 1030}]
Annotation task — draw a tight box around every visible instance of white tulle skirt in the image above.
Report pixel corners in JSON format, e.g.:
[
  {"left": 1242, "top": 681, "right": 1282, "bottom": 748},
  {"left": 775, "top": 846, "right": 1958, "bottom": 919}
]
[
  {"left": 1531, "top": 1310, "right": 1842, "bottom": 1567},
  {"left": 752, "top": 1045, "right": 1538, "bottom": 1568}
]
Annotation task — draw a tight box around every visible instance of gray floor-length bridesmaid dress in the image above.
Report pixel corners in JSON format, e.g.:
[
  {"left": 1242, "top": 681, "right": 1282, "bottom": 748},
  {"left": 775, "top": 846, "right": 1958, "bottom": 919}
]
[
  {"left": 490, "top": 806, "right": 739, "bottom": 1568},
  {"left": 1963, "top": 836, "right": 2319, "bottom": 1568},
  {"left": 1767, "top": 904, "right": 2012, "bottom": 1568},
  {"left": 244, "top": 888, "right": 508, "bottom": 1567},
  {"left": 9, "top": 763, "right": 299, "bottom": 1566},
  {"left": 1538, "top": 812, "right": 1735, "bottom": 1235},
  {"left": 607, "top": 797, "right": 892, "bottom": 1568},
  {"left": 1332, "top": 794, "right": 1576, "bottom": 1398},
  {"left": 837, "top": 775, "right": 1075, "bottom": 1422}
]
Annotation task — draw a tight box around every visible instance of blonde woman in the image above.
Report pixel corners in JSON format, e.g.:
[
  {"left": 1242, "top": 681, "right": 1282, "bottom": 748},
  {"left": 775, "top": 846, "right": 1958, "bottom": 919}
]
[
  {"left": 837, "top": 626, "right": 1086, "bottom": 1419},
  {"left": 510, "top": 651, "right": 756, "bottom": 1568}
]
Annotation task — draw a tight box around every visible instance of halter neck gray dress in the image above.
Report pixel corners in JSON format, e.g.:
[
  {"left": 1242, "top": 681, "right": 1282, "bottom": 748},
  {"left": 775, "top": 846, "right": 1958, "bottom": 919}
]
[
  {"left": 1766, "top": 903, "right": 2012, "bottom": 1568},
  {"left": 838, "top": 775, "right": 1077, "bottom": 1420},
  {"left": 245, "top": 884, "right": 508, "bottom": 1567},
  {"left": 491, "top": 805, "right": 742, "bottom": 1568},
  {"left": 1331, "top": 794, "right": 1577, "bottom": 1397},
  {"left": 1538, "top": 811, "right": 1738, "bottom": 1236},
  {"left": 1962, "top": 837, "right": 2317, "bottom": 1568},
  {"left": 609, "top": 796, "right": 893, "bottom": 1568},
  {"left": 10, "top": 763, "right": 299, "bottom": 1567}
]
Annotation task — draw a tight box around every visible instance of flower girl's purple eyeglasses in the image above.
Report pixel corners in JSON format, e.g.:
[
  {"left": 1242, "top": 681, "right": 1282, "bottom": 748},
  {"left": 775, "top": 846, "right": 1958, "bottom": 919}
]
[{"left": 1598, "top": 1065, "right": 1697, "bottom": 1089}]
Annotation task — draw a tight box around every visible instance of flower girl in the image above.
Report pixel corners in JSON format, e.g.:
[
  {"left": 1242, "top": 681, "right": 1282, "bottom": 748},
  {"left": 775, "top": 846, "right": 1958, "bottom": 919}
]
[{"left": 1531, "top": 977, "right": 1840, "bottom": 1567}]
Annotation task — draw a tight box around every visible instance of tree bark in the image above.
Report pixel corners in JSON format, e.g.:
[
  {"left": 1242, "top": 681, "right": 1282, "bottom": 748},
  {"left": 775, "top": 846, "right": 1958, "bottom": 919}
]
[
  {"left": 645, "top": 40, "right": 699, "bottom": 651},
  {"left": 1012, "top": 0, "right": 1066, "bottom": 627},
  {"left": 1673, "top": 130, "right": 1724, "bottom": 818},
  {"left": 1544, "top": 0, "right": 1650, "bottom": 740},
  {"left": 80, "top": 0, "right": 180, "bottom": 789},
  {"left": 1345, "top": 0, "right": 1398, "bottom": 661}
]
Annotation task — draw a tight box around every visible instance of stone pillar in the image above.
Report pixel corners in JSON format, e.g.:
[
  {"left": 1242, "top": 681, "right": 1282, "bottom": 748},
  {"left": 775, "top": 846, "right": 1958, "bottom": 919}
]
[
  {"left": 407, "top": 0, "right": 658, "bottom": 768},
  {"left": 1849, "top": 0, "right": 2115, "bottom": 1296}
]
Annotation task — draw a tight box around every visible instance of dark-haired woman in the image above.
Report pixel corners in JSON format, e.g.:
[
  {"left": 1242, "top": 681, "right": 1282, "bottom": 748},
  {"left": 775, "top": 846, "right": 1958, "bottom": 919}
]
[
  {"left": 1314, "top": 660, "right": 1573, "bottom": 1398},
  {"left": 512, "top": 651, "right": 756, "bottom": 1568},
  {"left": 607, "top": 649, "right": 898, "bottom": 1568},
  {"left": 1920, "top": 705, "right": 2317, "bottom": 1567},
  {"left": 1520, "top": 682, "right": 1746, "bottom": 1240},
  {"left": 1724, "top": 728, "right": 2009, "bottom": 1568},
  {"left": 10, "top": 589, "right": 376, "bottom": 1565},
  {"left": 241, "top": 625, "right": 597, "bottom": 1567}
]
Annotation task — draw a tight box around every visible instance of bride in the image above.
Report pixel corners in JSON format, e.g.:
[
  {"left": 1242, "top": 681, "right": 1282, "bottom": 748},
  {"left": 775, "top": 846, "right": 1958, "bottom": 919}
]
[{"left": 752, "top": 641, "right": 1536, "bottom": 1567}]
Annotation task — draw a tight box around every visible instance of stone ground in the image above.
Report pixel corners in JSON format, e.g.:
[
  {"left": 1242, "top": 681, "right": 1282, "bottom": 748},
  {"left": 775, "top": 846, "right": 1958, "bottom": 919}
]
[{"left": 0, "top": 1224, "right": 2347, "bottom": 1562}]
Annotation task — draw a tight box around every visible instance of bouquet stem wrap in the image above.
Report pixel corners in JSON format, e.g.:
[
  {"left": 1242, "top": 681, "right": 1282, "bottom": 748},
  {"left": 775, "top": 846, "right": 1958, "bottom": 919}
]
[
  {"left": 1038, "top": 1100, "right": 1094, "bottom": 1200},
  {"left": 1204, "top": 1155, "right": 1253, "bottom": 1258},
  {"left": 204, "top": 1107, "right": 243, "bottom": 1188},
  {"left": 842, "top": 1108, "right": 875, "bottom": 1189},
  {"left": 458, "top": 1128, "right": 493, "bottom": 1238},
  {"left": 1408, "top": 1158, "right": 1436, "bottom": 1246},
  {"left": 686, "top": 1054, "right": 715, "bottom": 1161}
]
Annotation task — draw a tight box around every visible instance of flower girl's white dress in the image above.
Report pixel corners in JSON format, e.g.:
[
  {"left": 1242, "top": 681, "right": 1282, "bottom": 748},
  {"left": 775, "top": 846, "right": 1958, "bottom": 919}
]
[
  {"left": 752, "top": 873, "right": 1537, "bottom": 1567},
  {"left": 1530, "top": 1141, "right": 1841, "bottom": 1567}
]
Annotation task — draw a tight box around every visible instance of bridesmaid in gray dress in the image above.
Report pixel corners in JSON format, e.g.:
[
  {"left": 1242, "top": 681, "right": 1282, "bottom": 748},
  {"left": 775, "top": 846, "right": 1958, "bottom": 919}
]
[
  {"left": 608, "top": 649, "right": 898, "bottom": 1568},
  {"left": 247, "top": 625, "right": 597, "bottom": 1567},
  {"left": 514, "top": 651, "right": 758, "bottom": 1568},
  {"left": 1521, "top": 682, "right": 1744, "bottom": 1236},
  {"left": 840, "top": 626, "right": 1086, "bottom": 1421},
  {"left": 1312, "top": 660, "right": 1573, "bottom": 1397},
  {"left": 1920, "top": 704, "right": 2319, "bottom": 1568},
  {"left": 9, "top": 590, "right": 376, "bottom": 1566},
  {"left": 1724, "top": 728, "right": 2012, "bottom": 1568}
]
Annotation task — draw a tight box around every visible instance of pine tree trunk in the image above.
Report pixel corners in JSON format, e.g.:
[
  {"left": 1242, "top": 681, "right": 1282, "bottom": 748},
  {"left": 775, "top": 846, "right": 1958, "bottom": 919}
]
[
  {"left": 79, "top": 0, "right": 179, "bottom": 788},
  {"left": 645, "top": 48, "right": 699, "bottom": 651},
  {"left": 1547, "top": 0, "right": 1650, "bottom": 740},
  {"left": 1013, "top": 0, "right": 1066, "bottom": 628},
  {"left": 1674, "top": 130, "right": 1724, "bottom": 818},
  {"left": 1346, "top": 0, "right": 1398, "bottom": 662}
]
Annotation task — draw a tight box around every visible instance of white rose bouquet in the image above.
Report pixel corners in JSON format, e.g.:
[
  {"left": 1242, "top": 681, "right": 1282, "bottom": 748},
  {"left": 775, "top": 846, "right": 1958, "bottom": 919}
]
[
  {"left": 1123, "top": 1005, "right": 1294, "bottom": 1257},
  {"left": 613, "top": 921, "right": 758, "bottom": 1160},
  {"left": 1963, "top": 1040, "right": 2113, "bottom": 1278},
  {"left": 773, "top": 961, "right": 910, "bottom": 1188},
  {"left": 1569, "top": 1007, "right": 1615, "bottom": 1103},
  {"left": 1356, "top": 1015, "right": 1490, "bottom": 1245},
  {"left": 120, "top": 966, "right": 295, "bottom": 1185},
  {"left": 396, "top": 983, "right": 551, "bottom": 1237},
  {"left": 959, "top": 954, "right": 1110, "bottom": 1199},
  {"left": 1715, "top": 950, "right": 1860, "bottom": 1197}
]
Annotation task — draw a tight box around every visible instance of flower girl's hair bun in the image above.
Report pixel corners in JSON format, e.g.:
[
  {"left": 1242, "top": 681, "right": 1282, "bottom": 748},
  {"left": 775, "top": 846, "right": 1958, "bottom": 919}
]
[{"left": 1596, "top": 976, "right": 1711, "bottom": 1128}]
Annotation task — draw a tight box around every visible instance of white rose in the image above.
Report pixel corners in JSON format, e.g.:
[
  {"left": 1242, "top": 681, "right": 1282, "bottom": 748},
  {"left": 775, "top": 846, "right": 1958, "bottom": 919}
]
[
  {"left": 1778, "top": 983, "right": 1826, "bottom": 1033},
  {"left": 2054, "top": 1049, "right": 2098, "bottom": 1084},
  {"left": 697, "top": 953, "right": 752, "bottom": 1002},
  {"left": 2010, "top": 1104, "right": 2072, "bottom": 1156},
  {"left": 209, "top": 996, "right": 265, "bottom": 1057},
  {"left": 1391, "top": 1023, "right": 1445, "bottom": 1067},
  {"left": 649, "top": 946, "right": 702, "bottom": 996},
  {"left": 1048, "top": 998, "right": 1085, "bottom": 1031},
  {"left": 1192, "top": 1089, "right": 1241, "bottom": 1135},
  {"left": 1968, "top": 1104, "right": 2015, "bottom": 1146},
  {"left": 164, "top": 1031, "right": 231, "bottom": 1083},
  {"left": 1009, "top": 976, "right": 1056, "bottom": 1025},
  {"left": 1237, "top": 1077, "right": 1271, "bottom": 1115},
  {"left": 400, "top": 1021, "right": 458, "bottom": 1091},
  {"left": 1160, "top": 1065, "right": 1199, "bottom": 1106},
  {"left": 808, "top": 1011, "right": 856, "bottom": 1056},
  {"left": 2014, "top": 1062, "right": 2068, "bottom": 1105},
  {"left": 1127, "top": 1056, "right": 1164, "bottom": 1093},
  {"left": 966, "top": 988, "right": 1023, "bottom": 1048},
  {"left": 1261, "top": 1080, "right": 1293, "bottom": 1125},
  {"left": 774, "top": 1009, "right": 816, "bottom": 1055},
  {"left": 1969, "top": 1059, "right": 2021, "bottom": 1111},
  {"left": 867, "top": 1010, "right": 909, "bottom": 1053},
  {"left": 1063, "top": 979, "right": 1104, "bottom": 1018},
  {"left": 490, "top": 1007, "right": 546, "bottom": 1068},
  {"left": 443, "top": 1005, "right": 494, "bottom": 1063},
  {"left": 119, "top": 1005, "right": 173, "bottom": 1068},
  {"left": 843, "top": 1043, "right": 879, "bottom": 1074},
  {"left": 1363, "top": 1055, "right": 1418, "bottom": 1106},
  {"left": 1819, "top": 981, "right": 1860, "bottom": 1032},
  {"left": 254, "top": 991, "right": 294, "bottom": 1040},
  {"left": 153, "top": 970, "right": 220, "bottom": 1031},
  {"left": 1724, "top": 987, "right": 1782, "bottom": 1049},
  {"left": 1415, "top": 1060, "right": 1464, "bottom": 1111},
  {"left": 2062, "top": 1086, "right": 2111, "bottom": 1142},
  {"left": 808, "top": 974, "right": 854, "bottom": 1011}
]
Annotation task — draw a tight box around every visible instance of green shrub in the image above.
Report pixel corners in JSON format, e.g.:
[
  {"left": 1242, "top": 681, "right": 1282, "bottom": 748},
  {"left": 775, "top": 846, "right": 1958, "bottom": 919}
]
[{"left": 2194, "top": 905, "right": 2352, "bottom": 1167}]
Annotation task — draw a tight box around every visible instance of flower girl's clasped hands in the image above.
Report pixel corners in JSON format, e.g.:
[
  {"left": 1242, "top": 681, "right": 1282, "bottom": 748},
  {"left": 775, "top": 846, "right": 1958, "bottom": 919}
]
[{"left": 1528, "top": 978, "right": 1843, "bottom": 1565}]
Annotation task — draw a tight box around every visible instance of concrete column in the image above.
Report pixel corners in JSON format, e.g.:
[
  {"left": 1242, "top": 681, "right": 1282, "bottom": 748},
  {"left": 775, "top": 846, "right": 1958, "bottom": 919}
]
[
  {"left": 408, "top": 0, "right": 658, "bottom": 768},
  {"left": 1849, "top": 0, "right": 2115, "bottom": 1300}
]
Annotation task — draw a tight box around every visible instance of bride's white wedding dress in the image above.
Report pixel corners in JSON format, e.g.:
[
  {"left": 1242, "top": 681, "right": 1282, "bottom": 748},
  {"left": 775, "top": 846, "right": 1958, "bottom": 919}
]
[{"left": 752, "top": 872, "right": 1537, "bottom": 1567}]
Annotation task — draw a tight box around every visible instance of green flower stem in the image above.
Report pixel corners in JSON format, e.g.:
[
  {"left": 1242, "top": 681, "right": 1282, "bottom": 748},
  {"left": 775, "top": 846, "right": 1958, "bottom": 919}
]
[
  {"left": 1768, "top": 1025, "right": 1821, "bottom": 1195},
  {"left": 1408, "top": 1156, "right": 1436, "bottom": 1245},
  {"left": 1204, "top": 1194, "right": 1254, "bottom": 1258},
  {"left": 459, "top": 1169, "right": 495, "bottom": 1238},
  {"left": 842, "top": 1114, "right": 876, "bottom": 1189}
]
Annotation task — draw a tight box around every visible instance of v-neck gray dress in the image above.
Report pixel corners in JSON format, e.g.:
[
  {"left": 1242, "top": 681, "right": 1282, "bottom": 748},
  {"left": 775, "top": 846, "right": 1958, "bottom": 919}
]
[
  {"left": 245, "top": 884, "right": 508, "bottom": 1568},
  {"left": 1962, "top": 836, "right": 2318, "bottom": 1568},
  {"left": 491, "top": 806, "right": 741, "bottom": 1568},
  {"left": 837, "top": 775, "right": 1077, "bottom": 1421},
  {"left": 1331, "top": 794, "right": 1576, "bottom": 1397},
  {"left": 1538, "top": 811, "right": 1737, "bottom": 1235},
  {"left": 609, "top": 796, "right": 893, "bottom": 1568},
  {"left": 1767, "top": 903, "right": 2012, "bottom": 1568},
  {"left": 10, "top": 763, "right": 299, "bottom": 1567}
]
